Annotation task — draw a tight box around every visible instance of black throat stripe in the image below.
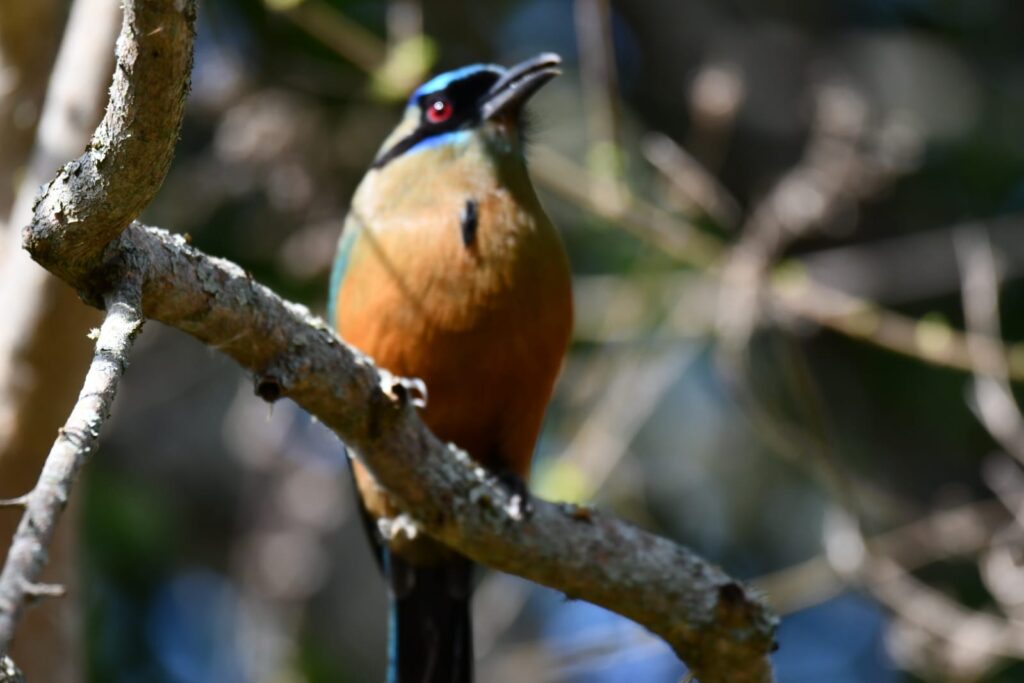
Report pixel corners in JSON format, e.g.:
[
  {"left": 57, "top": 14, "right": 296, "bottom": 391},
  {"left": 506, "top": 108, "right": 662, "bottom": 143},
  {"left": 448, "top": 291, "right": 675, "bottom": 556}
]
[
  {"left": 460, "top": 199, "right": 478, "bottom": 247},
  {"left": 372, "top": 70, "right": 500, "bottom": 170},
  {"left": 370, "top": 128, "right": 432, "bottom": 170}
]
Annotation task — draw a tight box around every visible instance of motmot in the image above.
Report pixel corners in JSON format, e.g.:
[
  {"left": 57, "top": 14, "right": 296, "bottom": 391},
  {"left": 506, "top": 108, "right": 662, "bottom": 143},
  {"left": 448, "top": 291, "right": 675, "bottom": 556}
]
[{"left": 329, "top": 53, "right": 573, "bottom": 682}]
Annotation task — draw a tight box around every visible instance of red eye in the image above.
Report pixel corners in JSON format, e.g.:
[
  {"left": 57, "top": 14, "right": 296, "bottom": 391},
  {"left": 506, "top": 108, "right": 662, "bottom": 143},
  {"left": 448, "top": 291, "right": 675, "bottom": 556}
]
[{"left": 426, "top": 97, "right": 453, "bottom": 124}]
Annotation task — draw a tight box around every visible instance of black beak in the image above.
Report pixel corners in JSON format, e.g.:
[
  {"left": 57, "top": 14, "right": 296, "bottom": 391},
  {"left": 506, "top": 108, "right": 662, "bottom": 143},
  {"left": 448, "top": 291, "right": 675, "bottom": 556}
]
[{"left": 480, "top": 52, "right": 562, "bottom": 121}]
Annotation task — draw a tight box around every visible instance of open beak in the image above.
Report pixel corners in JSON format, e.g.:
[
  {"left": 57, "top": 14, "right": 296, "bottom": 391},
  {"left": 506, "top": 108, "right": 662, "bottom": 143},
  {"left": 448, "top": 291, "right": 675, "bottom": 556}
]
[{"left": 480, "top": 52, "right": 562, "bottom": 121}]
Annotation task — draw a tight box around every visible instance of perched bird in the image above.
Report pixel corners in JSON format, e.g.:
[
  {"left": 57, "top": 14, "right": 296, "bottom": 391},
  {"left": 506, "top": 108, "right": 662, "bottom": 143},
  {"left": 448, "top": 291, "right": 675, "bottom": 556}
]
[{"left": 329, "top": 53, "right": 573, "bottom": 683}]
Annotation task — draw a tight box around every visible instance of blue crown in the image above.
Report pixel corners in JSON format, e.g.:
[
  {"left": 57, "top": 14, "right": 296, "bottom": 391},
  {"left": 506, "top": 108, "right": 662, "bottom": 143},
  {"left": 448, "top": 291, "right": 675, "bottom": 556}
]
[{"left": 409, "top": 63, "right": 504, "bottom": 104}]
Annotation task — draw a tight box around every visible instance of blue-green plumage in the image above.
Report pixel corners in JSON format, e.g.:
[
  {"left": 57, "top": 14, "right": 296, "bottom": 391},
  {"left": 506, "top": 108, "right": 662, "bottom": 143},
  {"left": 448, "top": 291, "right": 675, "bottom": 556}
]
[{"left": 327, "top": 215, "right": 360, "bottom": 326}]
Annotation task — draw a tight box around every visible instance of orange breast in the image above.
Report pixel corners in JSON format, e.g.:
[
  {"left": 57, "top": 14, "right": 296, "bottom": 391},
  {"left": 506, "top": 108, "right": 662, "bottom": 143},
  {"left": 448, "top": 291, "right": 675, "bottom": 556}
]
[{"left": 335, "top": 155, "right": 572, "bottom": 477}]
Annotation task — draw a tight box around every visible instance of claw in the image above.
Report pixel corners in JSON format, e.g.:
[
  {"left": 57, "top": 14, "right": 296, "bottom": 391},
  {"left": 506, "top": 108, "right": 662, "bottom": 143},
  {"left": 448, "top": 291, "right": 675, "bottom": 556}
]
[
  {"left": 377, "top": 513, "right": 420, "bottom": 541},
  {"left": 497, "top": 471, "right": 534, "bottom": 520},
  {"left": 378, "top": 369, "right": 428, "bottom": 408}
]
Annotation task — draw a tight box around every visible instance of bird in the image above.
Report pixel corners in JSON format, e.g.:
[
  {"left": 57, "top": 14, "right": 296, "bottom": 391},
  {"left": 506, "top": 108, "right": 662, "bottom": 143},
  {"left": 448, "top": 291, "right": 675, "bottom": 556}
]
[{"left": 328, "top": 53, "right": 573, "bottom": 683}]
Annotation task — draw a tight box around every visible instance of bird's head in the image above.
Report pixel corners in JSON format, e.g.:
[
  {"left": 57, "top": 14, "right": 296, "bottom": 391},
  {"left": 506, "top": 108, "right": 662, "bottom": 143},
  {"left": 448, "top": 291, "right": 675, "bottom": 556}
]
[{"left": 371, "top": 53, "right": 561, "bottom": 170}]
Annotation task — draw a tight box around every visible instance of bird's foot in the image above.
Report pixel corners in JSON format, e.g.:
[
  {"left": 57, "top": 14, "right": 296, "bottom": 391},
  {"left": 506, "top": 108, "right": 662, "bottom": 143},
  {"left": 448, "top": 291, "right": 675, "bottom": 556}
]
[
  {"left": 496, "top": 470, "right": 534, "bottom": 520},
  {"left": 378, "top": 369, "right": 428, "bottom": 408}
]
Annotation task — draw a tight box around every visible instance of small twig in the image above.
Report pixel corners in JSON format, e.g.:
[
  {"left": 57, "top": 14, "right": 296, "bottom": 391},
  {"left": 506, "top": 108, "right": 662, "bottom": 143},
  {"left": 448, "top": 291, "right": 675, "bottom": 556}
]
[
  {"left": 717, "top": 82, "right": 893, "bottom": 348},
  {"left": 955, "top": 226, "right": 1024, "bottom": 462},
  {"left": 19, "top": 582, "right": 65, "bottom": 600},
  {"left": 0, "top": 500, "right": 27, "bottom": 511},
  {"left": 272, "top": 0, "right": 433, "bottom": 101},
  {"left": 0, "top": 283, "right": 143, "bottom": 652},
  {"left": 274, "top": 0, "right": 385, "bottom": 74},
  {"left": 386, "top": 0, "right": 422, "bottom": 46},
  {"left": 686, "top": 60, "right": 744, "bottom": 172},
  {"left": 573, "top": 0, "right": 626, "bottom": 213},
  {"left": 755, "top": 496, "right": 1012, "bottom": 614},
  {"left": 539, "top": 345, "right": 700, "bottom": 501},
  {"left": 980, "top": 456, "right": 1024, "bottom": 533},
  {"left": 798, "top": 213, "right": 1024, "bottom": 305},
  {"left": 771, "top": 275, "right": 1024, "bottom": 380},
  {"left": 643, "top": 132, "right": 741, "bottom": 231},
  {"left": 866, "top": 556, "right": 1015, "bottom": 679},
  {"left": 786, "top": 498, "right": 1019, "bottom": 677},
  {"left": 479, "top": 345, "right": 699, "bottom": 657},
  {"left": 532, "top": 145, "right": 723, "bottom": 267}
]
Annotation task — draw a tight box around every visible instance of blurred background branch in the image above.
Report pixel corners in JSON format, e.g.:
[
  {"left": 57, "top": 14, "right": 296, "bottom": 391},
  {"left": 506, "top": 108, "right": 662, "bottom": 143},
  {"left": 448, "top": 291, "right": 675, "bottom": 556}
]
[
  {"left": 0, "top": 0, "right": 121, "bottom": 679},
  {"left": 0, "top": 0, "right": 62, "bottom": 239}
]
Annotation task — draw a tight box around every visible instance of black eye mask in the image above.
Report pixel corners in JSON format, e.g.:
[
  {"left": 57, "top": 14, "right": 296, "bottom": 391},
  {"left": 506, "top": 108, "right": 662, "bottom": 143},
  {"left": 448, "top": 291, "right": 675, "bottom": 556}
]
[{"left": 372, "top": 70, "right": 502, "bottom": 170}]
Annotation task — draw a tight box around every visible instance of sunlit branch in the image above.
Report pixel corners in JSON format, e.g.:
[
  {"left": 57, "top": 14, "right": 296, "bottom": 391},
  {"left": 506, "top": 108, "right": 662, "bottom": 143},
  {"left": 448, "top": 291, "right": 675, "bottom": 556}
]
[{"left": 0, "top": 284, "right": 143, "bottom": 651}]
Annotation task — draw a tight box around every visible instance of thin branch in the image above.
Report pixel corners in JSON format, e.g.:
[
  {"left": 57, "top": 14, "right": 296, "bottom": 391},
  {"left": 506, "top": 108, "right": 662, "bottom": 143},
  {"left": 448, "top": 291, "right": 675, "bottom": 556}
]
[
  {"left": 765, "top": 491, "right": 1024, "bottom": 678},
  {"left": 980, "top": 456, "right": 1024, "bottom": 535},
  {"left": 573, "top": 0, "right": 626, "bottom": 213},
  {"left": 478, "top": 345, "right": 700, "bottom": 660},
  {"left": 643, "top": 132, "right": 742, "bottom": 231},
  {"left": 717, "top": 82, "right": 915, "bottom": 348},
  {"left": 955, "top": 226, "right": 1024, "bottom": 462},
  {"left": 0, "top": 283, "right": 144, "bottom": 652},
  {"left": 386, "top": 0, "right": 423, "bottom": 46},
  {"left": 19, "top": 583, "right": 65, "bottom": 600},
  {"left": 271, "top": 0, "right": 433, "bottom": 101},
  {"left": 532, "top": 145, "right": 723, "bottom": 267},
  {"left": 541, "top": 345, "right": 700, "bottom": 501},
  {"left": 771, "top": 275, "right": 1024, "bottom": 380},
  {"left": 755, "top": 496, "right": 1012, "bottom": 614},
  {"left": 273, "top": 0, "right": 385, "bottom": 74},
  {"left": 799, "top": 213, "right": 1024, "bottom": 306},
  {"left": 811, "top": 474, "right": 1024, "bottom": 679},
  {"left": 865, "top": 556, "right": 1021, "bottom": 679},
  {"left": 686, "top": 60, "right": 744, "bottom": 172}
]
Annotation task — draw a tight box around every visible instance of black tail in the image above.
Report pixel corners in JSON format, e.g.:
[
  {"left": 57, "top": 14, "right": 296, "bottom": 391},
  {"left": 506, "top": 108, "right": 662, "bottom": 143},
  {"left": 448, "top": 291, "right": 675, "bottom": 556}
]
[{"left": 387, "top": 553, "right": 474, "bottom": 683}]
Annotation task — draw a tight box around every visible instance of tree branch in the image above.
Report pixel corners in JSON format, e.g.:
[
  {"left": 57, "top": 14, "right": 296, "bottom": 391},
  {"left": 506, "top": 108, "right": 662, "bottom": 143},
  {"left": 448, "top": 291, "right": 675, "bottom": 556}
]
[
  {"left": 23, "top": 0, "right": 195, "bottom": 286},
  {"left": 955, "top": 227, "right": 1024, "bottom": 462},
  {"left": 0, "top": 282, "right": 143, "bottom": 652},
  {"left": 15, "top": 0, "right": 779, "bottom": 680},
  {"left": 121, "top": 220, "right": 776, "bottom": 682}
]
